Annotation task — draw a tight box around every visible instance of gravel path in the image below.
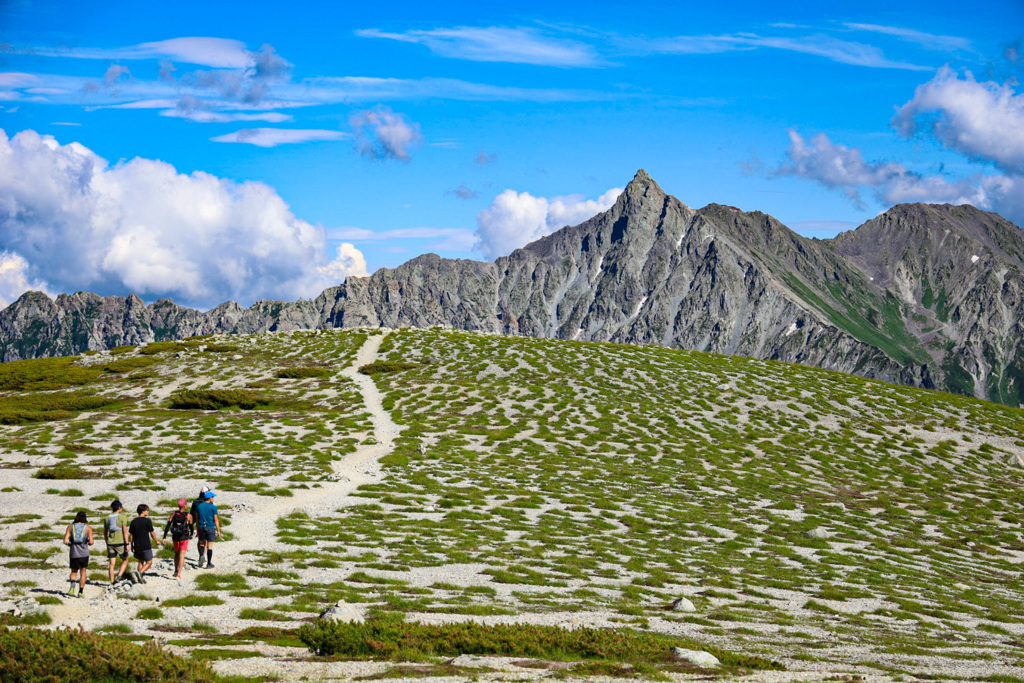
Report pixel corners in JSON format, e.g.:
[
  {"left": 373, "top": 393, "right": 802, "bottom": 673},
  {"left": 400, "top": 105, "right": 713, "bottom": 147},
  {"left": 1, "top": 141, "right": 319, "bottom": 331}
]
[{"left": 45, "top": 331, "right": 402, "bottom": 631}]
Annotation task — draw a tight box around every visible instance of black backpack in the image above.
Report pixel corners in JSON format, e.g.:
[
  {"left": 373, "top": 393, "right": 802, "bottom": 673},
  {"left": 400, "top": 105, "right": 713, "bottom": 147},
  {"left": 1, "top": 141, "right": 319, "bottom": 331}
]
[{"left": 170, "top": 511, "right": 190, "bottom": 539}]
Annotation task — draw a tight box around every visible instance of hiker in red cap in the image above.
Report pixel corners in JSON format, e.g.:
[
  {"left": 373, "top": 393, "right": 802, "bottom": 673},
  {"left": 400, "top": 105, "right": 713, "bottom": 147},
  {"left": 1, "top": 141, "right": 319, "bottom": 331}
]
[{"left": 163, "top": 498, "right": 194, "bottom": 580}]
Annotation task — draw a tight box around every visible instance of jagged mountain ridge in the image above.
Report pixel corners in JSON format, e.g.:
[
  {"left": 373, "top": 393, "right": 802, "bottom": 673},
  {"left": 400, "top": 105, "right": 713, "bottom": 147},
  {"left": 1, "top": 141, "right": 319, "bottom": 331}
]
[{"left": 1, "top": 170, "right": 1021, "bottom": 405}]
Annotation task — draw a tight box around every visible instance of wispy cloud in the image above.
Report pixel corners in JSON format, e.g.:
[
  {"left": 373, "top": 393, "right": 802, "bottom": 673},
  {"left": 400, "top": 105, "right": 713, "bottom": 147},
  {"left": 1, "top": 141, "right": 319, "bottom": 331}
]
[
  {"left": 327, "top": 226, "right": 477, "bottom": 252},
  {"left": 211, "top": 128, "right": 347, "bottom": 147},
  {"left": 843, "top": 23, "right": 971, "bottom": 52},
  {"left": 639, "top": 32, "right": 932, "bottom": 70},
  {"left": 357, "top": 26, "right": 602, "bottom": 67},
  {"left": 31, "top": 37, "right": 253, "bottom": 68}
]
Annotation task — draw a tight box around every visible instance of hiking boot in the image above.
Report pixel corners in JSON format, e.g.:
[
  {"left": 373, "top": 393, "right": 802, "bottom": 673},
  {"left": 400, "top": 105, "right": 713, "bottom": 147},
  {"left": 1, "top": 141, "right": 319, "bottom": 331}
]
[
  {"left": 206, "top": 562, "right": 215, "bottom": 569},
  {"left": 197, "top": 557, "right": 205, "bottom": 568}
]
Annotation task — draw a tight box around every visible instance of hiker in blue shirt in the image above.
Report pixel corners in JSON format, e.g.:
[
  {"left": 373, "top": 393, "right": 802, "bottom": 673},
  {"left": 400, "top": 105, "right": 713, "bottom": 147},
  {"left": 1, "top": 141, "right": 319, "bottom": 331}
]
[{"left": 194, "top": 491, "right": 221, "bottom": 568}]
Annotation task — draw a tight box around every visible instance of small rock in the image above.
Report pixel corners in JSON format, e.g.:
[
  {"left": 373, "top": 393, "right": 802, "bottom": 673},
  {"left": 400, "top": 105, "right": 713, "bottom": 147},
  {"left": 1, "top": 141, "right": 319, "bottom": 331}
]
[
  {"left": 672, "top": 648, "right": 720, "bottom": 668},
  {"left": 319, "top": 601, "right": 364, "bottom": 623},
  {"left": 176, "top": 351, "right": 186, "bottom": 358},
  {"left": 1007, "top": 453, "right": 1024, "bottom": 467},
  {"left": 671, "top": 597, "right": 696, "bottom": 612},
  {"left": 231, "top": 354, "right": 244, "bottom": 360},
  {"left": 806, "top": 527, "right": 830, "bottom": 539},
  {"left": 0, "top": 600, "right": 17, "bottom": 614}
]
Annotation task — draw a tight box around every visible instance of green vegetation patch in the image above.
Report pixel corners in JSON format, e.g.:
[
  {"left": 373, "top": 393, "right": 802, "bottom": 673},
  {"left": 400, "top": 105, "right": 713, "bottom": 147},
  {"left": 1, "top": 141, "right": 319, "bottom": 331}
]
[
  {"left": 0, "top": 626, "right": 220, "bottom": 682},
  {"left": 102, "top": 357, "right": 160, "bottom": 373},
  {"left": 358, "top": 361, "right": 421, "bottom": 376},
  {"left": 277, "top": 367, "right": 331, "bottom": 379},
  {"left": 0, "top": 357, "right": 102, "bottom": 391},
  {"left": 169, "top": 389, "right": 270, "bottom": 411},
  {"left": 0, "top": 392, "right": 119, "bottom": 425},
  {"left": 298, "top": 621, "right": 782, "bottom": 670}
]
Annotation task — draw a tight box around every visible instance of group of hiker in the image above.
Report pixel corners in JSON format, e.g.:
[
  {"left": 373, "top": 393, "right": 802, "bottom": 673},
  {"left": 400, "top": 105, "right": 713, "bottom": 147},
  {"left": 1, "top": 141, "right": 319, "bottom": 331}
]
[{"left": 61, "top": 486, "right": 222, "bottom": 598}]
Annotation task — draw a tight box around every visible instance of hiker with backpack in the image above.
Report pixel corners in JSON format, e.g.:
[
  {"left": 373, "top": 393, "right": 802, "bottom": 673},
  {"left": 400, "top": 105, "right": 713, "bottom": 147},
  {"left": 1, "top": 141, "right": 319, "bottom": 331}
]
[
  {"left": 189, "top": 486, "right": 211, "bottom": 567},
  {"left": 163, "top": 499, "right": 193, "bottom": 580},
  {"left": 128, "top": 504, "right": 163, "bottom": 584},
  {"left": 194, "top": 491, "right": 221, "bottom": 568},
  {"left": 104, "top": 500, "right": 131, "bottom": 584},
  {"left": 62, "top": 511, "right": 94, "bottom": 598}
]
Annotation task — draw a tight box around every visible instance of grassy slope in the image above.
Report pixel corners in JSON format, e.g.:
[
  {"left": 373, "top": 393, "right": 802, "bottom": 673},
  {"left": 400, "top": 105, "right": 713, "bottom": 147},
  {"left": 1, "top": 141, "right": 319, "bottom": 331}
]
[{"left": 0, "top": 328, "right": 1022, "bottom": 677}]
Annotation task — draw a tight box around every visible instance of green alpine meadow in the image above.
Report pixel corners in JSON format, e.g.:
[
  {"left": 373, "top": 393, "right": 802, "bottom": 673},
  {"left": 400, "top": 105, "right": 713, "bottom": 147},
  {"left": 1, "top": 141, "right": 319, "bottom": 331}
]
[{"left": 0, "top": 327, "right": 1022, "bottom": 681}]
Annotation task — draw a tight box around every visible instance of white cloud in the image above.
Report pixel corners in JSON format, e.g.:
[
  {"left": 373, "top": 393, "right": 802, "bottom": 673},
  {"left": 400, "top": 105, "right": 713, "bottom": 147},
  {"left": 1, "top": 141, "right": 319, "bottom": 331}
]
[
  {"left": 0, "top": 128, "right": 367, "bottom": 308},
  {"left": 33, "top": 38, "right": 252, "bottom": 68},
  {"left": 210, "top": 128, "right": 347, "bottom": 147},
  {"left": 350, "top": 106, "right": 422, "bottom": 161},
  {"left": 0, "top": 251, "right": 53, "bottom": 308},
  {"left": 842, "top": 23, "right": 971, "bottom": 52},
  {"left": 319, "top": 243, "right": 368, "bottom": 282},
  {"left": 357, "top": 26, "right": 601, "bottom": 67},
  {"left": 636, "top": 32, "right": 930, "bottom": 70},
  {"left": 475, "top": 187, "right": 622, "bottom": 259},
  {"left": 775, "top": 129, "right": 1024, "bottom": 226},
  {"left": 893, "top": 67, "right": 1024, "bottom": 174},
  {"left": 327, "top": 226, "right": 477, "bottom": 252}
]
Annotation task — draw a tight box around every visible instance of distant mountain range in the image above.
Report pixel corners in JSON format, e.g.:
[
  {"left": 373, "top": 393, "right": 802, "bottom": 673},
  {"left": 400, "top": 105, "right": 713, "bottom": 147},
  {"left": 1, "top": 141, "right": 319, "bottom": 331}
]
[{"left": 2, "top": 170, "right": 1021, "bottom": 406}]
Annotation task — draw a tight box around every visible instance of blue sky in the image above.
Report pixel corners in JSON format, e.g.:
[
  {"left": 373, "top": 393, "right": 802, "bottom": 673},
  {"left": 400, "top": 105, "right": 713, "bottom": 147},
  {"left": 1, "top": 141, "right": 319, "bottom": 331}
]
[{"left": 1, "top": 0, "right": 1022, "bottom": 309}]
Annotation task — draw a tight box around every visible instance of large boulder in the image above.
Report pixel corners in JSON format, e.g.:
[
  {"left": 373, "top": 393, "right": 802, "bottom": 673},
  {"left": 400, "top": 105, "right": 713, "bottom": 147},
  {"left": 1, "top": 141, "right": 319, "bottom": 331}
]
[
  {"left": 672, "top": 648, "right": 720, "bottom": 668},
  {"left": 318, "top": 600, "right": 364, "bottom": 623}
]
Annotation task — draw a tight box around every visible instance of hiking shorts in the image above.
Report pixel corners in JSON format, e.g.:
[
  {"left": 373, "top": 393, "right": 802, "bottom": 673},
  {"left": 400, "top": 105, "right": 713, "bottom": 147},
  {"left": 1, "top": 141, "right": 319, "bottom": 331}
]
[
  {"left": 198, "top": 527, "right": 217, "bottom": 542},
  {"left": 107, "top": 543, "right": 128, "bottom": 560},
  {"left": 69, "top": 556, "right": 89, "bottom": 570},
  {"left": 133, "top": 548, "right": 154, "bottom": 562},
  {"left": 173, "top": 540, "right": 189, "bottom": 552}
]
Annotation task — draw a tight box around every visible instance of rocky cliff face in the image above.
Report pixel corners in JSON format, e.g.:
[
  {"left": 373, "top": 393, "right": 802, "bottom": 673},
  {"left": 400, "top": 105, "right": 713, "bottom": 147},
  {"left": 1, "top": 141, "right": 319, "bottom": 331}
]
[{"left": 1, "top": 170, "right": 1021, "bottom": 405}]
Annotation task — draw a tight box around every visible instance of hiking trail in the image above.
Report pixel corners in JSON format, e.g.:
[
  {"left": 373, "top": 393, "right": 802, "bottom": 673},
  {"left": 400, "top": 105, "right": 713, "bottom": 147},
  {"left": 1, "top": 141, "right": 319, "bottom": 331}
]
[{"left": 47, "top": 331, "right": 400, "bottom": 629}]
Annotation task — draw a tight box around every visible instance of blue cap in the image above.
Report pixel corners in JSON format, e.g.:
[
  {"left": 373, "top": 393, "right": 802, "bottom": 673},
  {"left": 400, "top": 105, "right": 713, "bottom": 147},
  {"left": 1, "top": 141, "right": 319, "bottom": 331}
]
[{"left": 205, "top": 491, "right": 217, "bottom": 499}]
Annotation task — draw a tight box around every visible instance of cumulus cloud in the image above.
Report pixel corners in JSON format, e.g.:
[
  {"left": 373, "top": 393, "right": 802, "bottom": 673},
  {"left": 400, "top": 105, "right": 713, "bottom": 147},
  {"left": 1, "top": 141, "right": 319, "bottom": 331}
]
[
  {"left": 350, "top": 106, "right": 422, "bottom": 161},
  {"left": 893, "top": 67, "right": 1024, "bottom": 174},
  {"left": 0, "top": 128, "right": 367, "bottom": 308},
  {"left": 210, "top": 127, "right": 347, "bottom": 147},
  {"left": 475, "top": 187, "right": 622, "bottom": 259},
  {"left": 319, "top": 243, "right": 368, "bottom": 282},
  {"left": 0, "top": 251, "right": 53, "bottom": 308},
  {"left": 775, "top": 129, "right": 1024, "bottom": 226},
  {"left": 356, "top": 26, "right": 601, "bottom": 67}
]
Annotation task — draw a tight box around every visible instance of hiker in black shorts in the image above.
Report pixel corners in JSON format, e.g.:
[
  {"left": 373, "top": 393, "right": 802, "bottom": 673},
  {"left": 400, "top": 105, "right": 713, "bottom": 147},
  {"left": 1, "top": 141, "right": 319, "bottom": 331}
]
[
  {"left": 189, "top": 486, "right": 211, "bottom": 567},
  {"left": 128, "top": 504, "right": 163, "bottom": 583},
  {"left": 63, "top": 511, "right": 94, "bottom": 598},
  {"left": 104, "top": 500, "right": 131, "bottom": 584}
]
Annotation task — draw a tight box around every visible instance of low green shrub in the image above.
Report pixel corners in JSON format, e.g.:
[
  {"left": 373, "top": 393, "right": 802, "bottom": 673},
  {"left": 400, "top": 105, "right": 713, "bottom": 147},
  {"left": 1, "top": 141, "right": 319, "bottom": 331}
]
[
  {"left": 0, "top": 357, "right": 102, "bottom": 391},
  {"left": 102, "top": 357, "right": 159, "bottom": 373},
  {"left": 276, "top": 367, "right": 330, "bottom": 379},
  {"left": 358, "top": 361, "right": 421, "bottom": 375},
  {"left": 109, "top": 345, "right": 136, "bottom": 355},
  {"left": 0, "top": 393, "right": 119, "bottom": 425},
  {"left": 169, "top": 389, "right": 270, "bottom": 411},
  {"left": 34, "top": 464, "right": 100, "bottom": 480},
  {"left": 163, "top": 595, "right": 224, "bottom": 607},
  {"left": 297, "top": 621, "right": 783, "bottom": 669},
  {"left": 139, "top": 341, "right": 192, "bottom": 355},
  {"left": 0, "top": 626, "right": 218, "bottom": 681}
]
